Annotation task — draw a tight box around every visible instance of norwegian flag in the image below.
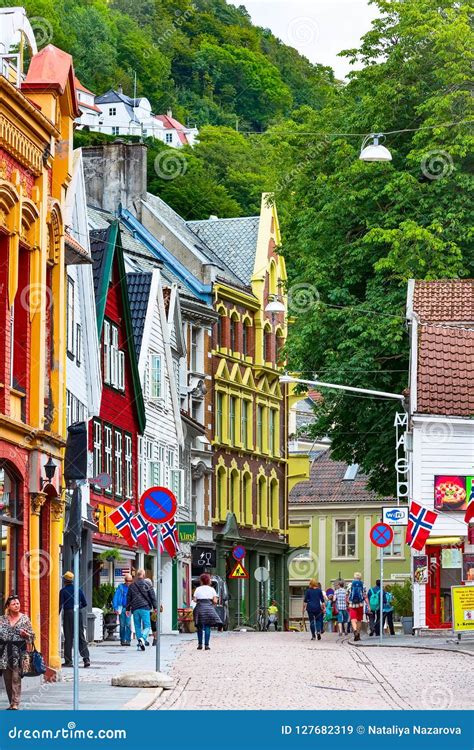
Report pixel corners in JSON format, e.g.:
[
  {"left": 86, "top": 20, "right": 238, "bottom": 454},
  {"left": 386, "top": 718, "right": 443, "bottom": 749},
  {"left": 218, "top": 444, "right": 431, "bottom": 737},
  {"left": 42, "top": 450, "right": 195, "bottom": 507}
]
[
  {"left": 131, "top": 513, "right": 153, "bottom": 554},
  {"left": 160, "top": 519, "right": 180, "bottom": 558},
  {"left": 406, "top": 501, "right": 438, "bottom": 551},
  {"left": 108, "top": 500, "right": 137, "bottom": 548}
]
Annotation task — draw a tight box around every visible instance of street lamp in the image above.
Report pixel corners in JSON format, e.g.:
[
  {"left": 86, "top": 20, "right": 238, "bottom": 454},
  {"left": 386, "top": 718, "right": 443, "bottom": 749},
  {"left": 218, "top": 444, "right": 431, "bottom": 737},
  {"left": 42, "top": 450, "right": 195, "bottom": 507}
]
[
  {"left": 359, "top": 133, "right": 392, "bottom": 162},
  {"left": 265, "top": 296, "right": 286, "bottom": 320},
  {"left": 40, "top": 457, "right": 57, "bottom": 488}
]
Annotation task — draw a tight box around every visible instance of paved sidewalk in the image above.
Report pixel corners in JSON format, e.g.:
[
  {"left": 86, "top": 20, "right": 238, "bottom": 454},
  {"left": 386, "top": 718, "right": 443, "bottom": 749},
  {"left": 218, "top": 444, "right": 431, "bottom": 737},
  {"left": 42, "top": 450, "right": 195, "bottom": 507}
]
[
  {"left": 351, "top": 634, "right": 474, "bottom": 656},
  {"left": 0, "top": 635, "right": 193, "bottom": 711}
]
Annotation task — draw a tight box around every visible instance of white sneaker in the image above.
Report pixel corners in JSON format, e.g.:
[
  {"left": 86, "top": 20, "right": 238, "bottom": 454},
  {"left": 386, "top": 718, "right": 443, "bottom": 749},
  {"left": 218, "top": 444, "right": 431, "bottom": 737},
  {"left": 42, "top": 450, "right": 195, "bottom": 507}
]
[{"left": 138, "top": 638, "right": 145, "bottom": 651}]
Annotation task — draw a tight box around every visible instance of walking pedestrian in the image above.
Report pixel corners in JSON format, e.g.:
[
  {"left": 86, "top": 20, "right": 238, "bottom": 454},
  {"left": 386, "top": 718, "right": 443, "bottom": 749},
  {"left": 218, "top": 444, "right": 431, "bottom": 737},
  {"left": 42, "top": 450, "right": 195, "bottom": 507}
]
[
  {"left": 113, "top": 574, "right": 133, "bottom": 645},
  {"left": 383, "top": 585, "right": 395, "bottom": 635},
  {"left": 193, "top": 573, "right": 222, "bottom": 650},
  {"left": 324, "top": 594, "right": 338, "bottom": 632},
  {"left": 125, "top": 569, "right": 157, "bottom": 651},
  {"left": 348, "top": 572, "right": 368, "bottom": 642},
  {"left": 267, "top": 600, "right": 279, "bottom": 631},
  {"left": 0, "top": 595, "right": 34, "bottom": 709},
  {"left": 367, "top": 579, "right": 383, "bottom": 636},
  {"left": 303, "top": 579, "right": 326, "bottom": 641},
  {"left": 334, "top": 580, "right": 350, "bottom": 635},
  {"left": 59, "top": 571, "right": 90, "bottom": 667}
]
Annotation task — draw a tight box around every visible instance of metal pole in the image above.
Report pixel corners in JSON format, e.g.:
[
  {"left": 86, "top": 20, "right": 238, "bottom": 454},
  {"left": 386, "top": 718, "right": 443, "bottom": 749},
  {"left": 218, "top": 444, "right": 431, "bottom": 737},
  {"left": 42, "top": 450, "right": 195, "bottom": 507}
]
[
  {"left": 237, "top": 578, "right": 241, "bottom": 628},
  {"left": 380, "top": 546, "right": 384, "bottom": 645},
  {"left": 73, "top": 546, "right": 80, "bottom": 710},
  {"left": 155, "top": 524, "right": 161, "bottom": 673}
]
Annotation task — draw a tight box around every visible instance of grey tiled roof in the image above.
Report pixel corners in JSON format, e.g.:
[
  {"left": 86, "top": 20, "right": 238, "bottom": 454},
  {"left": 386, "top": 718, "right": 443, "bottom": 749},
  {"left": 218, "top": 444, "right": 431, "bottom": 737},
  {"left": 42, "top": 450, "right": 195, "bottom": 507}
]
[
  {"left": 127, "top": 272, "right": 152, "bottom": 358},
  {"left": 87, "top": 206, "right": 112, "bottom": 230},
  {"left": 289, "top": 450, "right": 385, "bottom": 506},
  {"left": 187, "top": 216, "right": 259, "bottom": 285}
]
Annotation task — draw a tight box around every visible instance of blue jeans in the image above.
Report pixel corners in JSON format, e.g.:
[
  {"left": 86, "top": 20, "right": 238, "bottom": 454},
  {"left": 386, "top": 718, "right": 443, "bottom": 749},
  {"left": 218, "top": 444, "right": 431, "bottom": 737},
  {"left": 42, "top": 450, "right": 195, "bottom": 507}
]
[
  {"left": 308, "top": 611, "right": 323, "bottom": 636},
  {"left": 119, "top": 610, "right": 131, "bottom": 643},
  {"left": 197, "top": 624, "right": 211, "bottom": 646},
  {"left": 133, "top": 609, "right": 151, "bottom": 643}
]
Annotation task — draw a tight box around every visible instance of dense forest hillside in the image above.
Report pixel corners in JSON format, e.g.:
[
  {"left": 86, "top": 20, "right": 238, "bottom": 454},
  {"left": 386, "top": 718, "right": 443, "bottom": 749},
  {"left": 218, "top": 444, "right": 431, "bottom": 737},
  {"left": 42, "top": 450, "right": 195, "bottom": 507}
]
[{"left": 6, "top": 0, "right": 336, "bottom": 131}]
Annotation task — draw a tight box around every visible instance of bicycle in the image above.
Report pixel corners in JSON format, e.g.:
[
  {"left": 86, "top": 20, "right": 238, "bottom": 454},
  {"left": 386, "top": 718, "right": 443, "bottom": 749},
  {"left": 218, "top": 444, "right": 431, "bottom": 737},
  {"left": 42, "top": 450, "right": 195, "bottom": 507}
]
[{"left": 256, "top": 607, "right": 268, "bottom": 631}]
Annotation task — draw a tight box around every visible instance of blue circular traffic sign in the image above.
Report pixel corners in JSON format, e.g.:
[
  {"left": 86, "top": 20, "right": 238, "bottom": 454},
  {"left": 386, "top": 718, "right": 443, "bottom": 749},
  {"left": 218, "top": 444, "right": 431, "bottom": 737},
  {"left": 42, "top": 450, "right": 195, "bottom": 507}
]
[
  {"left": 232, "top": 544, "right": 246, "bottom": 561},
  {"left": 370, "top": 522, "right": 394, "bottom": 548},
  {"left": 139, "top": 487, "right": 177, "bottom": 525}
]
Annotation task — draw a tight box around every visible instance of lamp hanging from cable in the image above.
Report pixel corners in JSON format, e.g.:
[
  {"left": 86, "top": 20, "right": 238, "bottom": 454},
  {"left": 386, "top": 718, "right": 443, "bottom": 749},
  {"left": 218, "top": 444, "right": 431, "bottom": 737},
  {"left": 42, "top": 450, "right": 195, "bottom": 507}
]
[{"left": 359, "top": 133, "right": 392, "bottom": 162}]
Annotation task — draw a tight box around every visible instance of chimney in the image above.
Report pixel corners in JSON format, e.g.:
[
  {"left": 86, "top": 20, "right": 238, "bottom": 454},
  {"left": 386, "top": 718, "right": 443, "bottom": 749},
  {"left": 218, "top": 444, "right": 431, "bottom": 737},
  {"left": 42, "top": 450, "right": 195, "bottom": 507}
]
[
  {"left": 209, "top": 215, "right": 218, "bottom": 221},
  {"left": 167, "top": 109, "right": 172, "bottom": 118},
  {"left": 117, "top": 84, "right": 123, "bottom": 94},
  {"left": 82, "top": 142, "right": 148, "bottom": 221}
]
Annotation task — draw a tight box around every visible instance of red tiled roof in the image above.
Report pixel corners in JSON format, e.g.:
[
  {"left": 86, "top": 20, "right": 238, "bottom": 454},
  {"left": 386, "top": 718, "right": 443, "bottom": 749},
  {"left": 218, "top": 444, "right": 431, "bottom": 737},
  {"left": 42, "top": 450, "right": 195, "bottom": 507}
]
[
  {"left": 289, "top": 450, "right": 384, "bottom": 505},
  {"left": 74, "top": 76, "right": 94, "bottom": 96},
  {"left": 417, "top": 324, "right": 474, "bottom": 416},
  {"left": 78, "top": 100, "right": 102, "bottom": 113},
  {"left": 413, "top": 280, "right": 474, "bottom": 323},
  {"left": 155, "top": 114, "right": 188, "bottom": 145},
  {"left": 22, "top": 45, "right": 80, "bottom": 118}
]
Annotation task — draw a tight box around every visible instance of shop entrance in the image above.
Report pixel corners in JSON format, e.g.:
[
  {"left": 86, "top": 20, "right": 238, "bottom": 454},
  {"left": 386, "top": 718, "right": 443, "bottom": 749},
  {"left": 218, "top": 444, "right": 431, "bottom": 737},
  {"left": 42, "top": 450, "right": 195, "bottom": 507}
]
[{"left": 426, "top": 544, "right": 463, "bottom": 628}]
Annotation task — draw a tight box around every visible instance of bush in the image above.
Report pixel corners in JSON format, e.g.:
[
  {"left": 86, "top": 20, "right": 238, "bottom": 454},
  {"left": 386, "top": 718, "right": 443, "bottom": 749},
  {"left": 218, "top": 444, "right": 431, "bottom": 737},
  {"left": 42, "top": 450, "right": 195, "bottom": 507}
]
[
  {"left": 92, "top": 583, "right": 116, "bottom": 613},
  {"left": 391, "top": 579, "right": 413, "bottom": 618}
]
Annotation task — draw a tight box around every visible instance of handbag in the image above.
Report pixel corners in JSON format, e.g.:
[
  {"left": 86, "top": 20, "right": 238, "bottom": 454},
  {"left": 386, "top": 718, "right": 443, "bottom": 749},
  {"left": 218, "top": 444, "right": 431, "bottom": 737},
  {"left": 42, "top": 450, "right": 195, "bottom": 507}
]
[{"left": 22, "top": 641, "right": 46, "bottom": 677}]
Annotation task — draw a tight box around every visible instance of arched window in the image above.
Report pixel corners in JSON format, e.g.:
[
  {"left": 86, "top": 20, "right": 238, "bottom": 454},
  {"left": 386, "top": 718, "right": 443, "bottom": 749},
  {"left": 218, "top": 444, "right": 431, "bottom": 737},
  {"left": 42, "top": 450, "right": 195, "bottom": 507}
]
[
  {"left": 0, "top": 463, "right": 21, "bottom": 602},
  {"left": 257, "top": 475, "right": 267, "bottom": 528},
  {"left": 216, "top": 466, "right": 227, "bottom": 521},
  {"left": 264, "top": 325, "right": 273, "bottom": 364},
  {"left": 243, "top": 472, "right": 252, "bottom": 525},
  {"left": 242, "top": 320, "right": 248, "bottom": 357},
  {"left": 230, "top": 469, "right": 240, "bottom": 522},
  {"left": 215, "top": 312, "right": 225, "bottom": 349},
  {"left": 230, "top": 314, "right": 239, "bottom": 354},
  {"left": 269, "top": 260, "right": 277, "bottom": 295},
  {"left": 270, "top": 479, "right": 279, "bottom": 530},
  {"left": 275, "top": 328, "right": 285, "bottom": 366}
]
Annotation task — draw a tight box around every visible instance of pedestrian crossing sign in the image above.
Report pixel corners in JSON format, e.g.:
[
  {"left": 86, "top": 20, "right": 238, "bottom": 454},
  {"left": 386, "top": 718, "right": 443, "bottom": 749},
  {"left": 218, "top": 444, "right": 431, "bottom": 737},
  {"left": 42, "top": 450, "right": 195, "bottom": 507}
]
[{"left": 229, "top": 561, "right": 249, "bottom": 579}]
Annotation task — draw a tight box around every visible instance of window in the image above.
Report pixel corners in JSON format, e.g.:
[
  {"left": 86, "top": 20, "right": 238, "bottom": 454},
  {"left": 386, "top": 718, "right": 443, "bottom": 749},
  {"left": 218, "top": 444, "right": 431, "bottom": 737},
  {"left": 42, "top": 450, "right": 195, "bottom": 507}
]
[
  {"left": 335, "top": 519, "right": 356, "bottom": 558},
  {"left": 76, "top": 323, "right": 82, "bottom": 365},
  {"left": 242, "top": 322, "right": 249, "bottom": 357},
  {"left": 381, "top": 527, "right": 403, "bottom": 557},
  {"left": 9, "top": 306, "right": 14, "bottom": 386},
  {"left": 125, "top": 434, "right": 132, "bottom": 499},
  {"left": 67, "top": 277, "right": 74, "bottom": 355},
  {"left": 229, "top": 397, "right": 236, "bottom": 444},
  {"left": 191, "top": 326, "right": 200, "bottom": 371},
  {"left": 103, "top": 320, "right": 125, "bottom": 391},
  {"left": 66, "top": 390, "right": 87, "bottom": 427},
  {"left": 109, "top": 107, "right": 116, "bottom": 116},
  {"left": 216, "top": 393, "right": 223, "bottom": 442},
  {"left": 114, "top": 431, "right": 123, "bottom": 496},
  {"left": 216, "top": 468, "right": 226, "bottom": 520},
  {"left": 242, "top": 400, "right": 249, "bottom": 450},
  {"left": 243, "top": 473, "right": 252, "bottom": 524},
  {"left": 171, "top": 468, "right": 184, "bottom": 505},
  {"left": 230, "top": 470, "right": 240, "bottom": 521},
  {"left": 258, "top": 477, "right": 267, "bottom": 527},
  {"left": 256, "top": 405, "right": 263, "bottom": 452},
  {"left": 270, "top": 479, "right": 279, "bottom": 529},
  {"left": 343, "top": 464, "right": 359, "bottom": 481},
  {"left": 150, "top": 354, "right": 162, "bottom": 399},
  {"left": 264, "top": 328, "right": 272, "bottom": 363},
  {"left": 111, "top": 126, "right": 119, "bottom": 136},
  {"left": 166, "top": 133, "right": 173, "bottom": 144},
  {"left": 269, "top": 409, "right": 276, "bottom": 455},
  {"left": 104, "top": 425, "right": 112, "bottom": 494},
  {"left": 230, "top": 318, "right": 237, "bottom": 353},
  {"left": 93, "top": 420, "right": 102, "bottom": 480},
  {"left": 0, "top": 466, "right": 21, "bottom": 602}
]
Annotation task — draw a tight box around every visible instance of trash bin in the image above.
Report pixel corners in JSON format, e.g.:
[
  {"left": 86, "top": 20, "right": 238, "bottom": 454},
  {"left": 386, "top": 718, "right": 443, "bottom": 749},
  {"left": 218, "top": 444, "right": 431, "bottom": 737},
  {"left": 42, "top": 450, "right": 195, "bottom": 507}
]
[
  {"left": 87, "top": 611, "right": 96, "bottom": 643},
  {"left": 92, "top": 607, "right": 103, "bottom": 642}
]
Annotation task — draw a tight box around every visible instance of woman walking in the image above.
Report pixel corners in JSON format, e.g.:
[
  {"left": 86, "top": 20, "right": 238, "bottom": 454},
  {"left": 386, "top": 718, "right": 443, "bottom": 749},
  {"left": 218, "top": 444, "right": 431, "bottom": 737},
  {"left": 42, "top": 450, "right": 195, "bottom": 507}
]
[
  {"left": 193, "top": 574, "right": 222, "bottom": 650},
  {"left": 303, "top": 580, "right": 326, "bottom": 641},
  {"left": 0, "top": 595, "right": 34, "bottom": 709},
  {"left": 383, "top": 586, "right": 395, "bottom": 635}
]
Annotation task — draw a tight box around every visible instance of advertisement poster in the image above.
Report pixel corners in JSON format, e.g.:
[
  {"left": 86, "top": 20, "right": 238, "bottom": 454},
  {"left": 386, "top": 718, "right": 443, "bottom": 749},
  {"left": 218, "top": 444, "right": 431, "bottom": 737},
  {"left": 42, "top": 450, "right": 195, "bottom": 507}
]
[
  {"left": 413, "top": 554, "right": 429, "bottom": 584},
  {"left": 462, "top": 553, "right": 474, "bottom": 582},
  {"left": 451, "top": 586, "right": 474, "bottom": 632},
  {"left": 434, "top": 475, "right": 470, "bottom": 511}
]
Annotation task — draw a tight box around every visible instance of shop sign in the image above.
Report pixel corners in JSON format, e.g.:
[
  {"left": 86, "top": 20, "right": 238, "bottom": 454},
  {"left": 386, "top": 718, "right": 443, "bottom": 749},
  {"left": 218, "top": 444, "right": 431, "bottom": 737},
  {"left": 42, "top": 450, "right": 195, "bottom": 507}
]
[
  {"left": 462, "top": 553, "right": 474, "bottom": 583},
  {"left": 383, "top": 506, "right": 409, "bottom": 526},
  {"left": 434, "top": 475, "right": 471, "bottom": 512},
  {"left": 394, "top": 412, "right": 409, "bottom": 503},
  {"left": 413, "top": 555, "right": 428, "bottom": 584},
  {"left": 177, "top": 522, "right": 197, "bottom": 543},
  {"left": 191, "top": 546, "right": 216, "bottom": 568},
  {"left": 451, "top": 585, "right": 474, "bottom": 632}
]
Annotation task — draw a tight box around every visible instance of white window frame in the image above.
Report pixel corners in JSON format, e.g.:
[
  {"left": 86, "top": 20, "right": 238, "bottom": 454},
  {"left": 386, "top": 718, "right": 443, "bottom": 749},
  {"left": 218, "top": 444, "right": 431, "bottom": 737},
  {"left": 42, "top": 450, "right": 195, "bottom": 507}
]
[
  {"left": 103, "top": 320, "right": 110, "bottom": 383},
  {"left": 67, "top": 277, "right": 75, "bottom": 355},
  {"left": 165, "top": 132, "right": 173, "bottom": 144},
  {"left": 114, "top": 430, "right": 123, "bottom": 497},
  {"left": 332, "top": 517, "right": 358, "bottom": 560},
  {"left": 93, "top": 420, "right": 102, "bottom": 482},
  {"left": 171, "top": 468, "right": 184, "bottom": 506},
  {"left": 125, "top": 433, "right": 133, "bottom": 499},
  {"left": 149, "top": 353, "right": 162, "bottom": 400},
  {"left": 377, "top": 526, "right": 404, "bottom": 559},
  {"left": 76, "top": 323, "right": 82, "bottom": 366},
  {"left": 104, "top": 425, "right": 113, "bottom": 495}
]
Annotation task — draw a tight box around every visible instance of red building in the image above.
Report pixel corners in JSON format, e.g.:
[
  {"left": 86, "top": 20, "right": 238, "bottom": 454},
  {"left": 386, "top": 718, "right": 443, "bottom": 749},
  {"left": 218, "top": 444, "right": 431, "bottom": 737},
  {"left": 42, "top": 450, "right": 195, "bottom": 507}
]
[{"left": 89, "top": 221, "right": 145, "bottom": 586}]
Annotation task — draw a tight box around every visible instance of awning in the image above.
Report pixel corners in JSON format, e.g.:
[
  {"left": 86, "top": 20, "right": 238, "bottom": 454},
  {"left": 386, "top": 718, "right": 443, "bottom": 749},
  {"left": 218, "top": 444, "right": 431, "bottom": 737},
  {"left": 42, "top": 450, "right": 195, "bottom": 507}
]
[{"left": 425, "top": 537, "right": 463, "bottom": 545}]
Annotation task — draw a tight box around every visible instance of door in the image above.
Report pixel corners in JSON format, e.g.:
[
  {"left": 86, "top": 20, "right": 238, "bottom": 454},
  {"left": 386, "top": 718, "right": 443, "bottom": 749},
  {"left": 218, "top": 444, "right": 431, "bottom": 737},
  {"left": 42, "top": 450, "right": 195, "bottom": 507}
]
[
  {"left": 426, "top": 545, "right": 463, "bottom": 628},
  {"left": 426, "top": 546, "right": 442, "bottom": 628}
]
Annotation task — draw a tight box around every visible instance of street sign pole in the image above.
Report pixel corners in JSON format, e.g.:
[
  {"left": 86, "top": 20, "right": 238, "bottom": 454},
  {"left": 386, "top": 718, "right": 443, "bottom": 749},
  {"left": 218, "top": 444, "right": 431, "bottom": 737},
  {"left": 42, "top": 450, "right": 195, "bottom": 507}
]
[
  {"left": 237, "top": 578, "right": 241, "bottom": 628},
  {"left": 73, "top": 543, "right": 80, "bottom": 710},
  {"left": 380, "top": 545, "right": 384, "bottom": 645},
  {"left": 156, "top": 523, "right": 161, "bottom": 673}
]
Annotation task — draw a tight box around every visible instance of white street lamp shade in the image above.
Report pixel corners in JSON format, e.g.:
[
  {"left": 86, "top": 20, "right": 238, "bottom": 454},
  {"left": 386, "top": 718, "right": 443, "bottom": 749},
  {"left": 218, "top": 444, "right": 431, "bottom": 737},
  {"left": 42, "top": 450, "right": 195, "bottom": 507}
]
[
  {"left": 359, "top": 143, "right": 392, "bottom": 162},
  {"left": 265, "top": 299, "right": 286, "bottom": 314}
]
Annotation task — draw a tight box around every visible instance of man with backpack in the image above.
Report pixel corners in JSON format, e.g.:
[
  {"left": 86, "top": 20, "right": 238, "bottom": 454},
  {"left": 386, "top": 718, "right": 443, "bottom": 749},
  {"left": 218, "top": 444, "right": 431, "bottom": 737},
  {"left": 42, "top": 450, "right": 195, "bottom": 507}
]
[
  {"left": 125, "top": 569, "right": 157, "bottom": 651},
  {"left": 348, "top": 572, "right": 368, "bottom": 641},
  {"left": 367, "top": 579, "right": 385, "bottom": 637}
]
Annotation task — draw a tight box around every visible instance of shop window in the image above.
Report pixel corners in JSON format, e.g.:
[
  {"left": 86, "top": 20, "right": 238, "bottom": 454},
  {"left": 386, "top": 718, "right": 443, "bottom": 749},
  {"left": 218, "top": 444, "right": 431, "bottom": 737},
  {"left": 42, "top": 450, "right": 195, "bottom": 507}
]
[{"left": 0, "top": 465, "right": 21, "bottom": 603}]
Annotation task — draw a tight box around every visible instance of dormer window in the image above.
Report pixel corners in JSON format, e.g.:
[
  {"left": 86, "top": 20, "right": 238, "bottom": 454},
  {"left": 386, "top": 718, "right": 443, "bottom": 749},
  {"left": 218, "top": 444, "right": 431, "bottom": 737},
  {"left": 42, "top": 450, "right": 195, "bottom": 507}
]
[{"left": 103, "top": 319, "right": 125, "bottom": 391}]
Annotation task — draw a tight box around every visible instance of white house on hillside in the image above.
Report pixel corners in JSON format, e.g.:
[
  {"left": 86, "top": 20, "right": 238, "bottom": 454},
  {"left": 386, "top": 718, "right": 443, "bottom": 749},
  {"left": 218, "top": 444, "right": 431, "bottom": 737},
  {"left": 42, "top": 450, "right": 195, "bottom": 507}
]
[
  {"left": 94, "top": 87, "right": 164, "bottom": 138},
  {"left": 75, "top": 77, "right": 102, "bottom": 129},
  {"left": 155, "top": 111, "right": 199, "bottom": 147}
]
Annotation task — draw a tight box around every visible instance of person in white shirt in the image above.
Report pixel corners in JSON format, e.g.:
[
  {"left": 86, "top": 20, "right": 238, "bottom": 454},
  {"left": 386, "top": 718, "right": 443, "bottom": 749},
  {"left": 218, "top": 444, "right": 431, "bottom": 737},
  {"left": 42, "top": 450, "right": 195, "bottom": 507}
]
[{"left": 192, "top": 573, "right": 222, "bottom": 650}]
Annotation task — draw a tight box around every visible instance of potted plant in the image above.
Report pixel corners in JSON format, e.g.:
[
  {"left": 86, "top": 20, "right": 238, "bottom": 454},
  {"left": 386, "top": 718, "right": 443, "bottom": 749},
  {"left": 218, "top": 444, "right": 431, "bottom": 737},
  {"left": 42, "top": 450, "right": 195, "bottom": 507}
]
[
  {"left": 92, "top": 583, "right": 117, "bottom": 629},
  {"left": 391, "top": 579, "right": 414, "bottom": 634},
  {"left": 97, "top": 548, "right": 122, "bottom": 564}
]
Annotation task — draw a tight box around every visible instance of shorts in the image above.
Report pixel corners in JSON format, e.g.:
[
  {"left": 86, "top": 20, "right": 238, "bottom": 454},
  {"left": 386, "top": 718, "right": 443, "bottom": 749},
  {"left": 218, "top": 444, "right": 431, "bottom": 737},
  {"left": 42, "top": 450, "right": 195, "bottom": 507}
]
[
  {"left": 337, "top": 609, "right": 349, "bottom": 624},
  {"left": 348, "top": 605, "right": 364, "bottom": 622}
]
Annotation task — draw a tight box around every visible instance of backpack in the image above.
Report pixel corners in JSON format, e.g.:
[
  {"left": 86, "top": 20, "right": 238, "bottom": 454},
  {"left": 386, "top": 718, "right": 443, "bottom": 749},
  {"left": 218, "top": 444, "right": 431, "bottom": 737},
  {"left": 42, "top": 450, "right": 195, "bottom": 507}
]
[
  {"left": 350, "top": 579, "right": 364, "bottom": 604},
  {"left": 369, "top": 587, "right": 380, "bottom": 610}
]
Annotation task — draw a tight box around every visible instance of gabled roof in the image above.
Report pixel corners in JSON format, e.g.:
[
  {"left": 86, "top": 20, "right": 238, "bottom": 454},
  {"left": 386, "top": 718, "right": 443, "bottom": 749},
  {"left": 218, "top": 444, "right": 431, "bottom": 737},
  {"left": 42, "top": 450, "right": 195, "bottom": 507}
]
[
  {"left": 126, "top": 272, "right": 153, "bottom": 359},
  {"left": 187, "top": 216, "right": 259, "bottom": 285},
  {"left": 74, "top": 76, "right": 95, "bottom": 96},
  {"left": 155, "top": 114, "right": 189, "bottom": 144},
  {"left": 289, "top": 450, "right": 384, "bottom": 505},
  {"left": 22, "top": 44, "right": 80, "bottom": 117},
  {"left": 89, "top": 221, "right": 146, "bottom": 433}
]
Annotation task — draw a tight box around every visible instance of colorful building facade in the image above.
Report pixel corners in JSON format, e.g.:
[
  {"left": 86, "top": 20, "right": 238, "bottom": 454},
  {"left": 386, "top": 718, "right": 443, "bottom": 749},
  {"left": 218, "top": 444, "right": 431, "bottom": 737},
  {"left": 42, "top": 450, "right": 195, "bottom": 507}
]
[{"left": 0, "top": 42, "right": 79, "bottom": 675}]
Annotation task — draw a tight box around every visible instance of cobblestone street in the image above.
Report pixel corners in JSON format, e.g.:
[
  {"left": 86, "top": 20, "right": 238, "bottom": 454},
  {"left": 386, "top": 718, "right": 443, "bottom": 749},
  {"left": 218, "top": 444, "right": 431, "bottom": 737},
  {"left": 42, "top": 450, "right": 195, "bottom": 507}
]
[{"left": 154, "top": 631, "right": 473, "bottom": 711}]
